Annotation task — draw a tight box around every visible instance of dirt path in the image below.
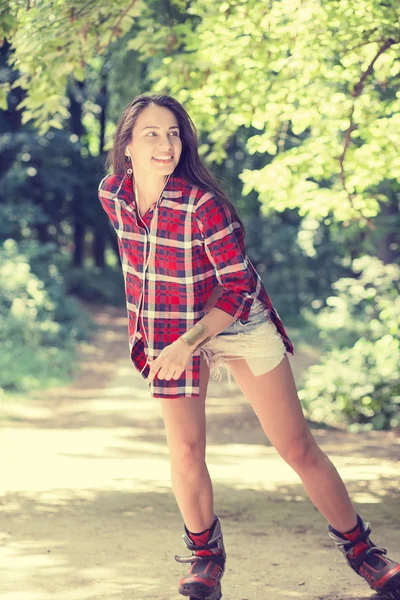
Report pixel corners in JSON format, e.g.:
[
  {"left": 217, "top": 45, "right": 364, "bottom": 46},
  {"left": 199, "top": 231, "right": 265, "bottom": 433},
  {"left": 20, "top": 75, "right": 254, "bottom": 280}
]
[{"left": 1, "top": 305, "right": 399, "bottom": 600}]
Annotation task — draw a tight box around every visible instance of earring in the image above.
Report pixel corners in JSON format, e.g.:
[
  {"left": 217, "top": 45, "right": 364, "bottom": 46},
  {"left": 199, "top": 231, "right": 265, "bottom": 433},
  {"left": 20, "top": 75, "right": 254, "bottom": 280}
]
[{"left": 125, "top": 154, "right": 133, "bottom": 177}]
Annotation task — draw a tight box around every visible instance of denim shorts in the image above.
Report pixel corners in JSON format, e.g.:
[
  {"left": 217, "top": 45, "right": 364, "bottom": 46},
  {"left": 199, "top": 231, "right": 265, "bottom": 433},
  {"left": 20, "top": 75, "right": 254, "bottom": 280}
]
[{"left": 198, "top": 299, "right": 287, "bottom": 388}]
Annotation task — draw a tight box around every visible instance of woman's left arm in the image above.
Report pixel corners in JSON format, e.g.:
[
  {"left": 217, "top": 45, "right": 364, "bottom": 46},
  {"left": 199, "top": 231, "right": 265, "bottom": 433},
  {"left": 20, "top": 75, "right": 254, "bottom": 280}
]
[
  {"left": 179, "top": 306, "right": 236, "bottom": 351},
  {"left": 177, "top": 194, "right": 255, "bottom": 351},
  {"left": 194, "top": 193, "right": 254, "bottom": 317},
  {"left": 147, "top": 308, "right": 235, "bottom": 382}
]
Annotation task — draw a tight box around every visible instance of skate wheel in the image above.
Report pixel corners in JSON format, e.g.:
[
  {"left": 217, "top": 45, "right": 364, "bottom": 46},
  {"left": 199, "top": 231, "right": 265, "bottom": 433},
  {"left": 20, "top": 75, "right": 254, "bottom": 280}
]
[
  {"left": 188, "top": 592, "right": 221, "bottom": 600},
  {"left": 386, "top": 591, "right": 400, "bottom": 600},
  {"left": 382, "top": 571, "right": 400, "bottom": 600},
  {"left": 188, "top": 592, "right": 222, "bottom": 600},
  {"left": 181, "top": 582, "right": 222, "bottom": 600}
]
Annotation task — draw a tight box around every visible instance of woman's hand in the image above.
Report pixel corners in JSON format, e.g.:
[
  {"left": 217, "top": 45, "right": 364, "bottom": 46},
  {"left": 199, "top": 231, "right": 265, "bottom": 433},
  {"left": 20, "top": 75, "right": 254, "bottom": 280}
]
[{"left": 147, "top": 338, "right": 193, "bottom": 383}]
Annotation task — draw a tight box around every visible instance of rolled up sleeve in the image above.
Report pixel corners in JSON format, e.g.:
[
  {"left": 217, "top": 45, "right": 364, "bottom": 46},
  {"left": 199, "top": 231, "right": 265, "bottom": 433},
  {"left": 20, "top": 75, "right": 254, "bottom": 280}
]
[{"left": 195, "top": 193, "right": 254, "bottom": 321}]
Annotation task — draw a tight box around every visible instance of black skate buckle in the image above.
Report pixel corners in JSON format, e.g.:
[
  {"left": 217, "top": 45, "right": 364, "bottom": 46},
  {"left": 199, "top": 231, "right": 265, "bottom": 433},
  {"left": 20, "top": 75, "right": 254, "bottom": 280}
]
[
  {"left": 353, "top": 544, "right": 388, "bottom": 572},
  {"left": 182, "top": 532, "right": 219, "bottom": 553}
]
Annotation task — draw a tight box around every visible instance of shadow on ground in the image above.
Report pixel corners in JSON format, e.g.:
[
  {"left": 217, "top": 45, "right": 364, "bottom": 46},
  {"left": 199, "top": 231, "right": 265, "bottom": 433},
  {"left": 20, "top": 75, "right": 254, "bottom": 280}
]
[{"left": 2, "top": 305, "right": 399, "bottom": 600}]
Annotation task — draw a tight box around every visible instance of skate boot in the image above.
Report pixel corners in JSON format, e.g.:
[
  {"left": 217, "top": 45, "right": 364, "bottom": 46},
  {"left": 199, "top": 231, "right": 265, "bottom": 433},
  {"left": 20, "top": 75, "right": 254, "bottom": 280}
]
[
  {"left": 329, "top": 514, "right": 400, "bottom": 600},
  {"left": 175, "top": 515, "right": 225, "bottom": 600}
]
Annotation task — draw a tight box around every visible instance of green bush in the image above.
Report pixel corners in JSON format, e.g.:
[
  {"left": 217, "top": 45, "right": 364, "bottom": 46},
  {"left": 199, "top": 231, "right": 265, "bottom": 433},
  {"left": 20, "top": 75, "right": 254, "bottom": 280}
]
[
  {"left": 0, "top": 239, "right": 95, "bottom": 392},
  {"left": 298, "top": 256, "right": 400, "bottom": 430}
]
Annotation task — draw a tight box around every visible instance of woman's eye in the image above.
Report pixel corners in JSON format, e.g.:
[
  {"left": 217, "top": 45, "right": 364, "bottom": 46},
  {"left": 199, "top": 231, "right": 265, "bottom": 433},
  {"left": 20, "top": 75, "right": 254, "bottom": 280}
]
[{"left": 147, "top": 131, "right": 179, "bottom": 136}]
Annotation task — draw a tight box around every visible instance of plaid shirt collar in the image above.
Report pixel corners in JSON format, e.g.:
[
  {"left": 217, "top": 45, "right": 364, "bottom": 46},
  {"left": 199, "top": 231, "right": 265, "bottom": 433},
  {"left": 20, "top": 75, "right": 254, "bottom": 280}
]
[{"left": 111, "top": 172, "right": 186, "bottom": 219}]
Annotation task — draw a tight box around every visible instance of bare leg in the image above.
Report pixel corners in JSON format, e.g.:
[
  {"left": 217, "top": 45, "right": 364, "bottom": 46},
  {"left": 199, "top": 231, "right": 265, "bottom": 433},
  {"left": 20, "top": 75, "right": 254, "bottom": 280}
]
[
  {"left": 159, "top": 353, "right": 214, "bottom": 533},
  {"left": 226, "top": 354, "right": 358, "bottom": 533}
]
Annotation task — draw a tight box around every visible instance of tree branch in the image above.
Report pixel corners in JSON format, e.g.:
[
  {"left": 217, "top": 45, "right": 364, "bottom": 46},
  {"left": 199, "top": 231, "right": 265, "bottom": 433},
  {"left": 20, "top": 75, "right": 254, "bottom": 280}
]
[
  {"left": 100, "top": 0, "right": 139, "bottom": 53},
  {"left": 22, "top": 1, "right": 109, "bottom": 37},
  {"left": 344, "top": 36, "right": 398, "bottom": 54},
  {"left": 351, "top": 38, "right": 398, "bottom": 97},
  {"left": 338, "top": 38, "right": 400, "bottom": 229}
]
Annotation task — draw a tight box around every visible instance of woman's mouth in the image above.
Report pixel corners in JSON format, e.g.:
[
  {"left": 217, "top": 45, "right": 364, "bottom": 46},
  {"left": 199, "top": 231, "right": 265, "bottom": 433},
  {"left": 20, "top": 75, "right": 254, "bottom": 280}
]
[{"left": 152, "top": 156, "right": 173, "bottom": 164}]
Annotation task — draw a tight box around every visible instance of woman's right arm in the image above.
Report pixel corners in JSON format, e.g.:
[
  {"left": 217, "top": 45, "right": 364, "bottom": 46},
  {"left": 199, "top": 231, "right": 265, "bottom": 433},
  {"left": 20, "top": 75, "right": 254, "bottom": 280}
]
[{"left": 97, "top": 174, "right": 121, "bottom": 223}]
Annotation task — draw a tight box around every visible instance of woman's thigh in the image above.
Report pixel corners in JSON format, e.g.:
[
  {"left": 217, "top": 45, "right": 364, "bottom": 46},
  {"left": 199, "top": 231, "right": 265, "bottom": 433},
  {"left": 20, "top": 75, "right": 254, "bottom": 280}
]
[
  {"left": 199, "top": 302, "right": 287, "bottom": 386},
  {"left": 225, "top": 354, "right": 315, "bottom": 460},
  {"left": 159, "top": 353, "right": 210, "bottom": 458}
]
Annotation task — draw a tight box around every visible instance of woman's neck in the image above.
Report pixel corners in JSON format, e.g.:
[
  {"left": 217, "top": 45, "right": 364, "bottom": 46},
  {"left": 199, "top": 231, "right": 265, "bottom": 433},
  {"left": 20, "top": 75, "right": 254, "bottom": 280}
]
[{"left": 133, "top": 172, "right": 169, "bottom": 207}]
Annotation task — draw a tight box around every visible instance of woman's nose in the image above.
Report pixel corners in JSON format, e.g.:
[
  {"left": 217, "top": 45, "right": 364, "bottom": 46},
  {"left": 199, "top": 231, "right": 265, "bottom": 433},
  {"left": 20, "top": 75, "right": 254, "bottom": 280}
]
[
  {"left": 159, "top": 134, "right": 174, "bottom": 148},
  {"left": 159, "top": 142, "right": 173, "bottom": 150}
]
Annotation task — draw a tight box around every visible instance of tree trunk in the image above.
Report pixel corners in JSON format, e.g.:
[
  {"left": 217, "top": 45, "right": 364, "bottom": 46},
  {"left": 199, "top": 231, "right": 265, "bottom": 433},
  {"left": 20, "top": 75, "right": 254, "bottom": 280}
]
[
  {"left": 93, "top": 232, "right": 106, "bottom": 268},
  {"left": 93, "top": 65, "right": 109, "bottom": 268},
  {"left": 69, "top": 80, "right": 86, "bottom": 266},
  {"left": 36, "top": 223, "right": 48, "bottom": 244},
  {"left": 73, "top": 222, "right": 85, "bottom": 267}
]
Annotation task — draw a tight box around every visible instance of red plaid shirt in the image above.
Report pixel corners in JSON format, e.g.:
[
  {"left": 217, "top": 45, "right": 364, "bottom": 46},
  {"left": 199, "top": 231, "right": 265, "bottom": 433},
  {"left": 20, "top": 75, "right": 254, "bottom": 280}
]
[{"left": 98, "top": 173, "right": 294, "bottom": 399}]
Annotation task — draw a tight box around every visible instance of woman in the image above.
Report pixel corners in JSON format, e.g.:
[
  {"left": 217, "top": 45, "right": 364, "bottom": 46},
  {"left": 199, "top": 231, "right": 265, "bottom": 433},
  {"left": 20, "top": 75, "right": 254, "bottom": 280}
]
[{"left": 98, "top": 94, "right": 399, "bottom": 600}]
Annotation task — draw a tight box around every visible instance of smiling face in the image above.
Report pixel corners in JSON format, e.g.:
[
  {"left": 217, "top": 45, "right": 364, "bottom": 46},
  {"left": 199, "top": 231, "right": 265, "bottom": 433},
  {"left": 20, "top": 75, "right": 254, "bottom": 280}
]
[{"left": 125, "top": 104, "right": 183, "bottom": 179}]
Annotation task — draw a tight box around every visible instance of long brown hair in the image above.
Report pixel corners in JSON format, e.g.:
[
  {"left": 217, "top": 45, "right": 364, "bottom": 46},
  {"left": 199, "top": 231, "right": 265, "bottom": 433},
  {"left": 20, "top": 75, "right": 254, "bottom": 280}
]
[{"left": 105, "top": 94, "right": 246, "bottom": 235}]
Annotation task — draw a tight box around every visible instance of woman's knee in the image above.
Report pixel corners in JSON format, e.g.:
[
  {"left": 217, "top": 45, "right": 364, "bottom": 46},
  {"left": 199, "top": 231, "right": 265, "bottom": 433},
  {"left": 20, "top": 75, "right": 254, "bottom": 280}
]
[
  {"left": 160, "top": 394, "right": 207, "bottom": 472},
  {"left": 278, "top": 432, "right": 323, "bottom": 470},
  {"left": 169, "top": 437, "right": 206, "bottom": 476}
]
